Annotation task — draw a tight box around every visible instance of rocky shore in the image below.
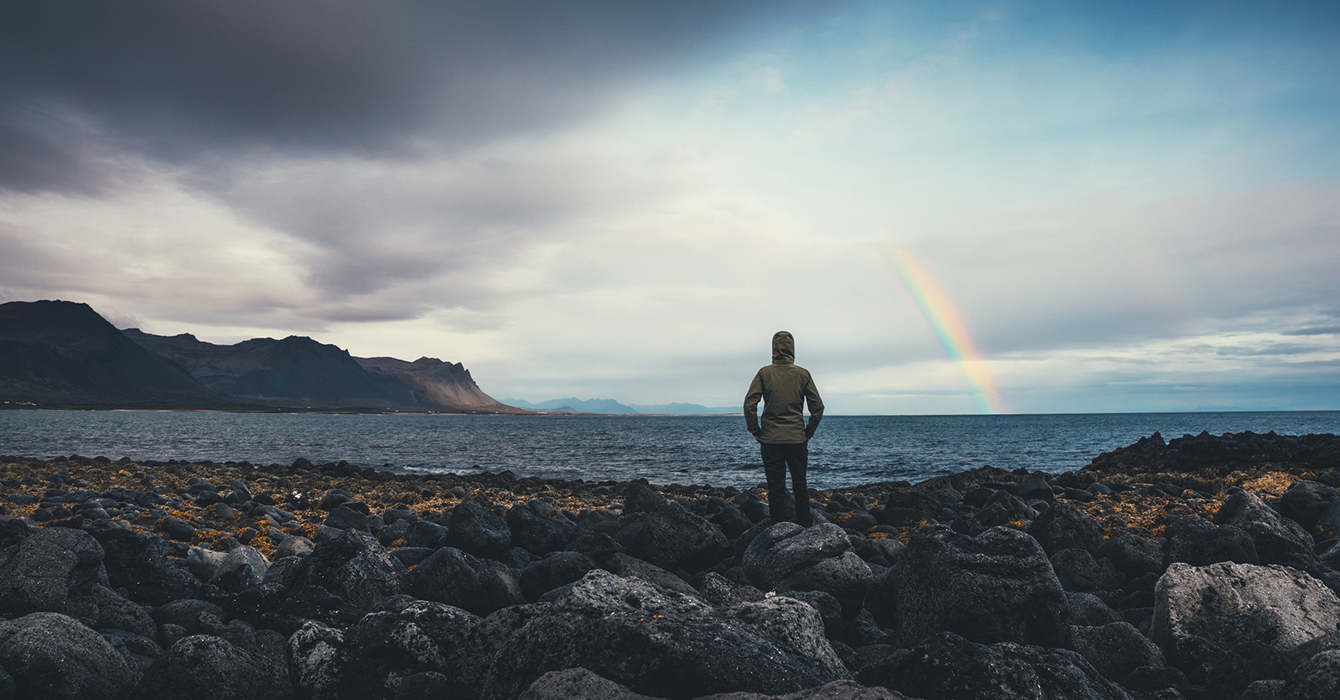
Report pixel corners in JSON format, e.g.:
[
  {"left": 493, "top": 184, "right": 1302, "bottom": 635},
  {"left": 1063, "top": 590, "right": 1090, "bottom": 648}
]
[{"left": 2, "top": 430, "right": 1340, "bottom": 699}]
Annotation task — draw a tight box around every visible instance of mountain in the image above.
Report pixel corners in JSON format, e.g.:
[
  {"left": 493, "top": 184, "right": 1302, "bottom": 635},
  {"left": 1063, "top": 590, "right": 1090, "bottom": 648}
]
[
  {"left": 355, "top": 356, "right": 515, "bottom": 411},
  {"left": 124, "top": 329, "right": 418, "bottom": 408},
  {"left": 502, "top": 397, "right": 640, "bottom": 414},
  {"left": 0, "top": 300, "right": 223, "bottom": 407},
  {"left": 502, "top": 398, "right": 737, "bottom": 414},
  {"left": 628, "top": 402, "right": 739, "bottom": 415},
  {"left": 1, "top": 299, "right": 513, "bottom": 412}
]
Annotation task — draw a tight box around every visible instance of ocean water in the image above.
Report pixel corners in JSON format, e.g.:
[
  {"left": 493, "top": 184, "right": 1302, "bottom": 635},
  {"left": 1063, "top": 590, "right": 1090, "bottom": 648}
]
[{"left": 1, "top": 409, "right": 1337, "bottom": 489}]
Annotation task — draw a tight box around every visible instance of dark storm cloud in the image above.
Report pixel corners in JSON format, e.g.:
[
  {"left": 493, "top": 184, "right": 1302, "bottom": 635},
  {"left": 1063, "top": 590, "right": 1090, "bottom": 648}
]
[{"left": 0, "top": 0, "right": 793, "bottom": 193}]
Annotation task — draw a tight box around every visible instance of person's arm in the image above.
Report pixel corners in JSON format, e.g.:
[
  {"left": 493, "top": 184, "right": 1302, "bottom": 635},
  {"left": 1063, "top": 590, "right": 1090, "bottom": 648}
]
[
  {"left": 744, "top": 371, "right": 764, "bottom": 438},
  {"left": 803, "top": 376, "right": 824, "bottom": 440}
]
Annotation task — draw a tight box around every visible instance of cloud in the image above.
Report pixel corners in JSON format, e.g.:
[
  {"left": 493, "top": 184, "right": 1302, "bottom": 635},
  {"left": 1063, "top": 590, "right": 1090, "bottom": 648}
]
[{"left": 0, "top": 0, "right": 801, "bottom": 194}]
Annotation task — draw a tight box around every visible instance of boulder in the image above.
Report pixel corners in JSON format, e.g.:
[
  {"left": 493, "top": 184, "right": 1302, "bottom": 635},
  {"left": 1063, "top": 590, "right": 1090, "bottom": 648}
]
[
  {"left": 741, "top": 523, "right": 872, "bottom": 617},
  {"left": 625, "top": 501, "right": 731, "bottom": 575},
  {"left": 858, "top": 631, "right": 1132, "bottom": 700},
  {"left": 295, "top": 530, "right": 408, "bottom": 609},
  {"left": 1068, "top": 592, "right": 1122, "bottom": 627},
  {"left": 478, "top": 569, "right": 850, "bottom": 700},
  {"left": 623, "top": 482, "right": 666, "bottom": 515},
  {"left": 0, "top": 526, "right": 105, "bottom": 621},
  {"left": 886, "top": 525, "right": 1070, "bottom": 647},
  {"left": 153, "top": 599, "right": 227, "bottom": 636},
  {"left": 410, "top": 546, "right": 524, "bottom": 616},
  {"left": 88, "top": 525, "right": 211, "bottom": 605},
  {"left": 445, "top": 502, "right": 513, "bottom": 560},
  {"left": 276, "top": 536, "right": 314, "bottom": 559},
  {"left": 1150, "top": 562, "right": 1340, "bottom": 670},
  {"left": 1051, "top": 548, "right": 1123, "bottom": 592},
  {"left": 518, "top": 667, "right": 659, "bottom": 700},
  {"left": 1163, "top": 515, "right": 1259, "bottom": 567},
  {"left": 92, "top": 583, "right": 157, "bottom": 638},
  {"left": 520, "top": 552, "right": 598, "bottom": 602},
  {"left": 1282, "top": 649, "right": 1340, "bottom": 700},
  {"left": 210, "top": 545, "right": 270, "bottom": 593},
  {"left": 519, "top": 667, "right": 911, "bottom": 700},
  {"left": 603, "top": 552, "right": 698, "bottom": 596},
  {"left": 1278, "top": 481, "right": 1340, "bottom": 532},
  {"left": 1068, "top": 622, "right": 1165, "bottom": 685},
  {"left": 695, "top": 572, "right": 766, "bottom": 607},
  {"left": 330, "top": 601, "right": 482, "bottom": 699},
  {"left": 1204, "top": 640, "right": 1292, "bottom": 700},
  {"left": 287, "top": 621, "right": 346, "bottom": 700},
  {"left": 135, "top": 634, "right": 292, "bottom": 700},
  {"left": 1216, "top": 488, "right": 1315, "bottom": 568},
  {"left": 0, "top": 612, "right": 134, "bottom": 700},
  {"left": 186, "top": 546, "right": 227, "bottom": 580},
  {"left": 1028, "top": 501, "right": 1104, "bottom": 555},
  {"left": 506, "top": 503, "right": 575, "bottom": 557},
  {"left": 1098, "top": 534, "right": 1164, "bottom": 578}
]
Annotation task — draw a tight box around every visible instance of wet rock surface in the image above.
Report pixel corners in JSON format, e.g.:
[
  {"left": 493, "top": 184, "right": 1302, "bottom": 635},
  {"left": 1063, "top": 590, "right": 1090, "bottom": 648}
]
[{"left": 0, "top": 429, "right": 1339, "bottom": 699}]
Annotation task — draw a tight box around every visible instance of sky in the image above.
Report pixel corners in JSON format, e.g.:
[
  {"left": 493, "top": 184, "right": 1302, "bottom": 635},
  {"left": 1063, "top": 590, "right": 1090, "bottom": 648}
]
[{"left": 2, "top": 0, "right": 1339, "bottom": 415}]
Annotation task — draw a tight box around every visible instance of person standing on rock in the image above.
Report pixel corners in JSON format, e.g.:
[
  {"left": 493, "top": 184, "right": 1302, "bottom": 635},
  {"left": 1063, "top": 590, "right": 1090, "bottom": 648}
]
[{"left": 745, "top": 330, "right": 824, "bottom": 527}]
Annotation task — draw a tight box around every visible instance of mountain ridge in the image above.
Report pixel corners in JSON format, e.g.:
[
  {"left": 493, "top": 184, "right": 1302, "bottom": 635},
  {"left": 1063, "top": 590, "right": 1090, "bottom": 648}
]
[{"left": 0, "top": 300, "right": 517, "bottom": 413}]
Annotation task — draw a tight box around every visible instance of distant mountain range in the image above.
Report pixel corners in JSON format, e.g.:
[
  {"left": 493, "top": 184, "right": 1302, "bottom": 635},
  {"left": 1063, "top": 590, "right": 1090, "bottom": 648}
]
[
  {"left": 0, "top": 300, "right": 518, "bottom": 413},
  {"left": 503, "top": 397, "right": 738, "bottom": 415}
]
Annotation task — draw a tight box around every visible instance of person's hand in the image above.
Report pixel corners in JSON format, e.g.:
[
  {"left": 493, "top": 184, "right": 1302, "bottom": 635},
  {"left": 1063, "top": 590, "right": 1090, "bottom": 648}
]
[{"left": 753, "top": 434, "right": 762, "bottom": 443}]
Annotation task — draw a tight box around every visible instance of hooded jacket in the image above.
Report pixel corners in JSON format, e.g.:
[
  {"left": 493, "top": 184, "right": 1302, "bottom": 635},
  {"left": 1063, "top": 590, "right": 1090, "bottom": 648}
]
[{"left": 744, "top": 331, "right": 824, "bottom": 444}]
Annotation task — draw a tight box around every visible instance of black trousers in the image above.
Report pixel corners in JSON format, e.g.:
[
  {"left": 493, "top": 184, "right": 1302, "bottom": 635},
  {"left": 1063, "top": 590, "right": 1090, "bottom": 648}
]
[{"left": 761, "top": 442, "right": 811, "bottom": 526}]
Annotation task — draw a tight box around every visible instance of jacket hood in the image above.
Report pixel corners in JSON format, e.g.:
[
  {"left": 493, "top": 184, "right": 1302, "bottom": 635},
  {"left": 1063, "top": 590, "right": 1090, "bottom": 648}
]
[{"left": 771, "top": 331, "right": 795, "bottom": 364}]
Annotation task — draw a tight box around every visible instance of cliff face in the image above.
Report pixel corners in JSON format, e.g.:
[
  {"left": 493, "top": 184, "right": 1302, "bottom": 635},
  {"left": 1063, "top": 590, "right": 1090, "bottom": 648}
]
[
  {"left": 0, "top": 300, "right": 221, "bottom": 407},
  {"left": 355, "top": 356, "right": 518, "bottom": 411},
  {"left": 1, "top": 300, "right": 514, "bottom": 412}
]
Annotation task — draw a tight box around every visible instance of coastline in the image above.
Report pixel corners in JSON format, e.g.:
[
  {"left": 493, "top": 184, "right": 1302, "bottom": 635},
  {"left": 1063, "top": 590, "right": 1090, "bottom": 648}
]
[{"left": 2, "top": 430, "right": 1339, "bottom": 698}]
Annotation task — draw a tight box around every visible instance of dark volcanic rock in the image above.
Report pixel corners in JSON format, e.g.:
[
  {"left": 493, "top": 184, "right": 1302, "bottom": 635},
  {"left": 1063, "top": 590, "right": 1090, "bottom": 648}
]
[
  {"left": 1028, "top": 501, "right": 1105, "bottom": 555},
  {"left": 410, "top": 546, "right": 524, "bottom": 616},
  {"left": 520, "top": 551, "right": 598, "bottom": 602},
  {"left": 445, "top": 502, "right": 513, "bottom": 559},
  {"left": 858, "top": 631, "right": 1132, "bottom": 700},
  {"left": 1068, "top": 592, "right": 1122, "bottom": 627},
  {"left": 1150, "top": 561, "right": 1340, "bottom": 671},
  {"left": 210, "top": 545, "right": 270, "bottom": 593},
  {"left": 1098, "top": 534, "right": 1164, "bottom": 578},
  {"left": 602, "top": 552, "right": 698, "bottom": 596},
  {"left": 1051, "top": 548, "right": 1123, "bottom": 592},
  {"left": 1068, "top": 622, "right": 1165, "bottom": 685},
  {"left": 1164, "top": 515, "right": 1259, "bottom": 567},
  {"left": 741, "top": 522, "right": 872, "bottom": 617},
  {"left": 885, "top": 525, "right": 1070, "bottom": 647},
  {"left": 1282, "top": 649, "right": 1340, "bottom": 700},
  {"left": 0, "top": 525, "right": 105, "bottom": 622},
  {"left": 293, "top": 530, "right": 408, "bottom": 609},
  {"left": 1278, "top": 481, "right": 1340, "bottom": 533},
  {"left": 0, "top": 612, "right": 135, "bottom": 700},
  {"left": 506, "top": 502, "right": 574, "bottom": 556},
  {"left": 478, "top": 569, "right": 849, "bottom": 700},
  {"left": 625, "top": 500, "right": 731, "bottom": 574},
  {"left": 296, "top": 601, "right": 481, "bottom": 700},
  {"left": 1204, "top": 640, "right": 1292, "bottom": 700},
  {"left": 518, "top": 667, "right": 910, "bottom": 700},
  {"left": 134, "top": 634, "right": 292, "bottom": 700},
  {"left": 90, "top": 524, "right": 212, "bottom": 605}
]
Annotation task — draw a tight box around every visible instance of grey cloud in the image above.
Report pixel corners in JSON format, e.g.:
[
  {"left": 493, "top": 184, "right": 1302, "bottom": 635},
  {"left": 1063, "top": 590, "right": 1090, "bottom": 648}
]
[
  {"left": 0, "top": 0, "right": 798, "bottom": 193},
  {"left": 1283, "top": 325, "right": 1340, "bottom": 336}
]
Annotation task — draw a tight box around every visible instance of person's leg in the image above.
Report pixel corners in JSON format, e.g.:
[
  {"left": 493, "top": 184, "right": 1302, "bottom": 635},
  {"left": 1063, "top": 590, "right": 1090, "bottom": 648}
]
[
  {"left": 761, "top": 443, "right": 794, "bottom": 523},
  {"left": 788, "top": 443, "right": 811, "bottom": 526}
]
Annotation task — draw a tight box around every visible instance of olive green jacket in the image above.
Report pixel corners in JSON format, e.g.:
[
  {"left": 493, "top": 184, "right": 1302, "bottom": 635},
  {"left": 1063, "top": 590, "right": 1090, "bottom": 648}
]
[{"left": 744, "top": 331, "right": 824, "bottom": 444}]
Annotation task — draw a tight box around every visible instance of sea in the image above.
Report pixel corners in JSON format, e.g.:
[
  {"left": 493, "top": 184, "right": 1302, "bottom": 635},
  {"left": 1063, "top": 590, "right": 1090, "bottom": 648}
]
[{"left": 1, "top": 410, "right": 1338, "bottom": 490}]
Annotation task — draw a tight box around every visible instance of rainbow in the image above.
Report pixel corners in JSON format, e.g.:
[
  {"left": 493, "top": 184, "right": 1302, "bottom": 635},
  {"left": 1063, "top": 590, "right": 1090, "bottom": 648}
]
[{"left": 887, "top": 248, "right": 1005, "bottom": 414}]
